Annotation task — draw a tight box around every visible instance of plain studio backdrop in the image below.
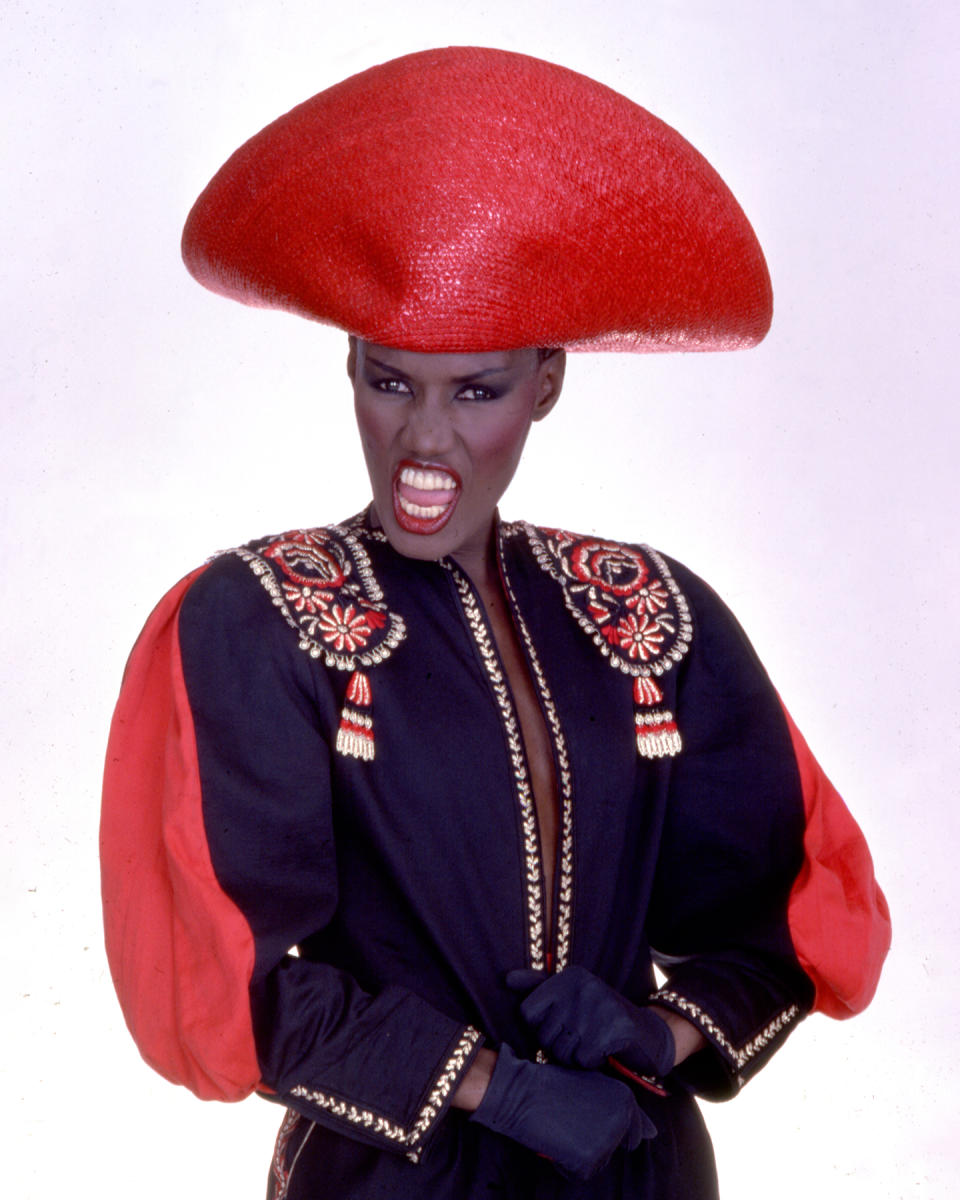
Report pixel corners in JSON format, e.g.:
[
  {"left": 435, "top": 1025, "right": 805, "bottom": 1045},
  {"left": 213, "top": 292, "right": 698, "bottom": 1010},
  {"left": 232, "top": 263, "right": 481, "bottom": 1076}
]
[{"left": 3, "top": 2, "right": 957, "bottom": 1196}]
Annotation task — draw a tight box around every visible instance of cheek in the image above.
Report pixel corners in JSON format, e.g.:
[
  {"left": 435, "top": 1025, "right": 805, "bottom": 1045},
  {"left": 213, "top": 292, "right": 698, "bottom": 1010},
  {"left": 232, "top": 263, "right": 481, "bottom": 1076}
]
[
  {"left": 354, "top": 401, "right": 395, "bottom": 457},
  {"left": 472, "top": 413, "right": 534, "bottom": 477}
]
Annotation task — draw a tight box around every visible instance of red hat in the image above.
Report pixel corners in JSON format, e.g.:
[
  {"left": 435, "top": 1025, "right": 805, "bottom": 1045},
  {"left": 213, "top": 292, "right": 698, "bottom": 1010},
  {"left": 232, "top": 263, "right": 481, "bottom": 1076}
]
[{"left": 182, "top": 47, "right": 772, "bottom": 353}]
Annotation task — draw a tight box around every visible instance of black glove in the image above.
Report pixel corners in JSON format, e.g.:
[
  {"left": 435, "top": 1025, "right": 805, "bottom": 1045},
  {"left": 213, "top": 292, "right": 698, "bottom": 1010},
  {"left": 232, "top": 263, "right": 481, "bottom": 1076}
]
[
  {"left": 470, "top": 1043, "right": 655, "bottom": 1180},
  {"left": 507, "top": 966, "right": 675, "bottom": 1077}
]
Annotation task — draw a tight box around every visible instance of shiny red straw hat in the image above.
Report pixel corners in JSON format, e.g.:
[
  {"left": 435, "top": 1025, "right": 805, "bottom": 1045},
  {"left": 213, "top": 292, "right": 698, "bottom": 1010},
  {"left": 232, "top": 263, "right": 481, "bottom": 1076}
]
[{"left": 182, "top": 47, "right": 772, "bottom": 353}]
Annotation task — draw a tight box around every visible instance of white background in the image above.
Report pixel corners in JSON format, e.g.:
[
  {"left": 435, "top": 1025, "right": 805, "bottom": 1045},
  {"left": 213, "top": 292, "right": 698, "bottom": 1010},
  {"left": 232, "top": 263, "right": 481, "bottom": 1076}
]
[{"left": 3, "top": 1, "right": 957, "bottom": 1195}]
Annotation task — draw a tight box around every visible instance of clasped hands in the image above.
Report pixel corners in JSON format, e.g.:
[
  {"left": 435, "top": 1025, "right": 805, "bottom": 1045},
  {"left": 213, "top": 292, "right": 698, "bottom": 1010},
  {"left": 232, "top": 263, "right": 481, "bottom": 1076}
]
[{"left": 470, "top": 966, "right": 676, "bottom": 1180}]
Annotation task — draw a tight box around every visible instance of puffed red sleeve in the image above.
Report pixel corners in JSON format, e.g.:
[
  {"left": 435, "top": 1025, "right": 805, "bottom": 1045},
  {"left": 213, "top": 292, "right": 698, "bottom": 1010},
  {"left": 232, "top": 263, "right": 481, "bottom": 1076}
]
[
  {"left": 781, "top": 704, "right": 891, "bottom": 1019},
  {"left": 100, "top": 555, "right": 481, "bottom": 1160},
  {"left": 644, "top": 563, "right": 890, "bottom": 1099}
]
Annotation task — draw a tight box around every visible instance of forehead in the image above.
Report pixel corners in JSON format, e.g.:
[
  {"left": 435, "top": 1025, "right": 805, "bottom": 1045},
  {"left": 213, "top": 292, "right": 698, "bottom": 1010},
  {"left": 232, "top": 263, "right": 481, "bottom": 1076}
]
[{"left": 356, "top": 340, "right": 535, "bottom": 381}]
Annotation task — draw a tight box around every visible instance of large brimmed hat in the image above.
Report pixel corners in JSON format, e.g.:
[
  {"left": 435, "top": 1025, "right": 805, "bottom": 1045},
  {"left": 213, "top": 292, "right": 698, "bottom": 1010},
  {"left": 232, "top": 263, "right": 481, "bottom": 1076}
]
[{"left": 182, "top": 46, "right": 772, "bottom": 353}]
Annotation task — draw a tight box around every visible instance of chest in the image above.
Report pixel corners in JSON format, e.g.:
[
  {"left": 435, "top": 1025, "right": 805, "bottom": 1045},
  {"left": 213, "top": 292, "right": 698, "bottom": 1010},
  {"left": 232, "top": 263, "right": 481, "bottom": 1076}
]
[
  {"left": 478, "top": 575, "right": 561, "bottom": 928},
  {"left": 327, "top": 555, "right": 659, "bottom": 974},
  {"left": 252, "top": 521, "right": 690, "bottom": 972}
]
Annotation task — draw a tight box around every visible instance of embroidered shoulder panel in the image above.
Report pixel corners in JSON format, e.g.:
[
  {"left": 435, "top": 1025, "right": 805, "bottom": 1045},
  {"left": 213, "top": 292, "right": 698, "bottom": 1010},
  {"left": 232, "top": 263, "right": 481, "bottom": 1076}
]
[
  {"left": 229, "top": 526, "right": 406, "bottom": 672},
  {"left": 522, "top": 524, "right": 692, "bottom": 679}
]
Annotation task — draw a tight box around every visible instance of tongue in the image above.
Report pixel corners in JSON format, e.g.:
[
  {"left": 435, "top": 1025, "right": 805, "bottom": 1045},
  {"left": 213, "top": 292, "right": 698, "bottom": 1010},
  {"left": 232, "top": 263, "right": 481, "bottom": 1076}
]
[{"left": 397, "top": 480, "right": 458, "bottom": 507}]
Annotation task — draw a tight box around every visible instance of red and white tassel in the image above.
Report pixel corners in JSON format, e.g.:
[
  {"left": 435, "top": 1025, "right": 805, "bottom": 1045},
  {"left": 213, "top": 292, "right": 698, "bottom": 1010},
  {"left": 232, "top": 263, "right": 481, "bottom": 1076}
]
[
  {"left": 633, "top": 676, "right": 681, "bottom": 759},
  {"left": 336, "top": 670, "right": 375, "bottom": 761}
]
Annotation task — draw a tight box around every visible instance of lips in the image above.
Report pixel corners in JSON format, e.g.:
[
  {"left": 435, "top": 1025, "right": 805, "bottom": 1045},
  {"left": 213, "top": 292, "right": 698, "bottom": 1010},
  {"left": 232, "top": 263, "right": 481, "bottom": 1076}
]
[{"left": 392, "top": 460, "right": 461, "bottom": 535}]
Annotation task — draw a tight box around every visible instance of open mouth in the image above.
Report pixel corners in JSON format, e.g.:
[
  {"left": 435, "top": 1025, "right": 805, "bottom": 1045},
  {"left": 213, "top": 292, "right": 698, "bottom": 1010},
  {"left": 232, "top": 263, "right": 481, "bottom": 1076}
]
[{"left": 392, "top": 461, "right": 461, "bottom": 535}]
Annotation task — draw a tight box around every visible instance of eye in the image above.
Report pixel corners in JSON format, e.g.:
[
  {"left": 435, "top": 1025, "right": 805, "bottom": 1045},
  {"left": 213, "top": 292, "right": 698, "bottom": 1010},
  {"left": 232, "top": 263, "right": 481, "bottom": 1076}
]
[
  {"left": 371, "top": 376, "right": 413, "bottom": 396},
  {"left": 456, "top": 384, "right": 498, "bottom": 402}
]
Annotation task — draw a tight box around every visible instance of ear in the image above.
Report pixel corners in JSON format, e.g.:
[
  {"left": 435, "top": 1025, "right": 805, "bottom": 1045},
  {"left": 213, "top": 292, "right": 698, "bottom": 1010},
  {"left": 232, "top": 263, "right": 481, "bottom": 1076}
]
[
  {"left": 346, "top": 335, "right": 358, "bottom": 382},
  {"left": 532, "top": 348, "right": 565, "bottom": 422}
]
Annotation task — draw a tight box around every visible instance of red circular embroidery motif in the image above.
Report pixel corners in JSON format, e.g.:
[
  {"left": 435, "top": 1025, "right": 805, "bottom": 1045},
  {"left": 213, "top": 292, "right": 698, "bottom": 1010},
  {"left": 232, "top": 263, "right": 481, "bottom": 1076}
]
[
  {"left": 265, "top": 531, "right": 347, "bottom": 591},
  {"left": 536, "top": 528, "right": 685, "bottom": 675},
  {"left": 568, "top": 539, "right": 650, "bottom": 596}
]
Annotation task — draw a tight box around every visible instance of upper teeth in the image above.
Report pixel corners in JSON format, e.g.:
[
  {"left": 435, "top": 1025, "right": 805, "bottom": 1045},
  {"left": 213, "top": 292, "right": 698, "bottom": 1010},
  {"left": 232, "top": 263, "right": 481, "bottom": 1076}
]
[{"left": 400, "top": 467, "right": 457, "bottom": 490}]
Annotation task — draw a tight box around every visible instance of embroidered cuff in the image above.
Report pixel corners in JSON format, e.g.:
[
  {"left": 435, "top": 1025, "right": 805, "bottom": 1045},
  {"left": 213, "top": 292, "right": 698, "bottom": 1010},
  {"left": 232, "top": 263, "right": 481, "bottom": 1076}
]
[
  {"left": 650, "top": 988, "right": 801, "bottom": 1100},
  {"left": 284, "top": 1026, "right": 482, "bottom": 1162}
]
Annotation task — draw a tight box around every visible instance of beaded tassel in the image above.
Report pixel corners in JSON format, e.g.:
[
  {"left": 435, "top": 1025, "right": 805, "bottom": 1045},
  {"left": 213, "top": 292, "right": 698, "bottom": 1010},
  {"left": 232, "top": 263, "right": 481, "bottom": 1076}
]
[
  {"left": 633, "top": 676, "right": 682, "bottom": 759},
  {"left": 336, "top": 670, "right": 375, "bottom": 761}
]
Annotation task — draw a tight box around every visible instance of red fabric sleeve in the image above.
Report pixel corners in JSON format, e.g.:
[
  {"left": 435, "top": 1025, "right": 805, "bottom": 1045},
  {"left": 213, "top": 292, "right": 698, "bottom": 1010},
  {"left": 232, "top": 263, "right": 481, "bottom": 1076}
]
[
  {"left": 100, "top": 567, "right": 261, "bottom": 1100},
  {"left": 782, "top": 702, "right": 891, "bottom": 1019}
]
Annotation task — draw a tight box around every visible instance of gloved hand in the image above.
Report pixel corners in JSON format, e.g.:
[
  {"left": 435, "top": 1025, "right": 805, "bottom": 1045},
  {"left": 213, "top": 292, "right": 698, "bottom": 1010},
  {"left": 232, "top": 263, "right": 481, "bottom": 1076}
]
[
  {"left": 507, "top": 966, "right": 675, "bottom": 1077},
  {"left": 470, "top": 1043, "right": 655, "bottom": 1180}
]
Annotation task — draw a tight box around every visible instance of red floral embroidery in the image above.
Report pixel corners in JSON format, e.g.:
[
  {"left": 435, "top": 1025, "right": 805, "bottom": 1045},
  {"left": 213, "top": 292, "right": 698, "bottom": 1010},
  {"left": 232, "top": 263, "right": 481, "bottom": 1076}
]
[
  {"left": 567, "top": 539, "right": 651, "bottom": 597},
  {"left": 587, "top": 601, "right": 611, "bottom": 625},
  {"left": 628, "top": 579, "right": 670, "bottom": 615},
  {"left": 265, "top": 531, "right": 348, "bottom": 590},
  {"left": 236, "top": 525, "right": 405, "bottom": 764},
  {"left": 614, "top": 613, "right": 664, "bottom": 661},
  {"left": 317, "top": 604, "right": 373, "bottom": 653},
  {"left": 536, "top": 528, "right": 688, "bottom": 676},
  {"left": 242, "top": 526, "right": 405, "bottom": 671},
  {"left": 527, "top": 526, "right": 691, "bottom": 759},
  {"left": 282, "top": 582, "right": 335, "bottom": 614}
]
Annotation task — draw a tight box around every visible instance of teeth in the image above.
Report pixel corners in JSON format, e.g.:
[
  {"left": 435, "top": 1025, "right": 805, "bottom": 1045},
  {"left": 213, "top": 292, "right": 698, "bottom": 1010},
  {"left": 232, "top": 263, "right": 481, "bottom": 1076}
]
[
  {"left": 398, "top": 496, "right": 447, "bottom": 518},
  {"left": 399, "top": 466, "right": 457, "bottom": 491}
]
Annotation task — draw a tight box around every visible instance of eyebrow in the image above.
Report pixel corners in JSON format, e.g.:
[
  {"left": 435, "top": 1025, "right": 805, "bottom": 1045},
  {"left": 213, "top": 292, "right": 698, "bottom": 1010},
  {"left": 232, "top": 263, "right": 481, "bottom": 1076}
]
[{"left": 364, "top": 355, "right": 512, "bottom": 383}]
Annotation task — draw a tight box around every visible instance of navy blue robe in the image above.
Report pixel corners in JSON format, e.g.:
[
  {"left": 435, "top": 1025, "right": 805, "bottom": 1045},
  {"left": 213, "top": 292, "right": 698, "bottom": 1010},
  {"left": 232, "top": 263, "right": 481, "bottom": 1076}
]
[{"left": 100, "top": 513, "right": 890, "bottom": 1198}]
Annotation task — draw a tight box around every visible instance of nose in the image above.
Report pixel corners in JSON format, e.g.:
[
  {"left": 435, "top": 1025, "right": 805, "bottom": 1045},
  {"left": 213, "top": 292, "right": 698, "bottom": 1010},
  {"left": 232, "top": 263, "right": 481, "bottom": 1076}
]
[{"left": 400, "top": 394, "right": 455, "bottom": 458}]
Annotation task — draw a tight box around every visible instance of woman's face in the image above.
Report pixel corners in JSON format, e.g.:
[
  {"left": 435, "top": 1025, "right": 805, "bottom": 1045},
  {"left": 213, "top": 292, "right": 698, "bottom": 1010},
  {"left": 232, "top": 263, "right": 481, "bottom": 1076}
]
[{"left": 349, "top": 339, "right": 564, "bottom": 570}]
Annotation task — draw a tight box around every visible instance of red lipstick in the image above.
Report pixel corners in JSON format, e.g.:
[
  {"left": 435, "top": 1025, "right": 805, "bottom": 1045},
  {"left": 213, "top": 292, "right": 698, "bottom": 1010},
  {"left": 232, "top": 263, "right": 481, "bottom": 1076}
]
[{"left": 392, "top": 459, "right": 462, "bottom": 536}]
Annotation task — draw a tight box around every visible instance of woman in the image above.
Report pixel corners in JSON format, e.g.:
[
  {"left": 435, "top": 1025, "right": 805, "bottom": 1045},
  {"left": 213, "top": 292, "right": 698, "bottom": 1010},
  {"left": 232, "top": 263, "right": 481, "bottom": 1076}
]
[{"left": 101, "top": 47, "right": 890, "bottom": 1198}]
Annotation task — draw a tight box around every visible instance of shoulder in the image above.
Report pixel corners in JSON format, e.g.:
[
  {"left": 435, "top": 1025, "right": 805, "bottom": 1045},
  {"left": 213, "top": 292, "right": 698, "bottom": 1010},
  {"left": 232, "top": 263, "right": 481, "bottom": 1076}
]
[
  {"left": 179, "top": 519, "right": 406, "bottom": 671},
  {"left": 509, "top": 520, "right": 719, "bottom": 603},
  {"left": 508, "top": 519, "right": 766, "bottom": 678},
  {"left": 513, "top": 520, "right": 749, "bottom": 620},
  {"left": 505, "top": 521, "right": 694, "bottom": 674}
]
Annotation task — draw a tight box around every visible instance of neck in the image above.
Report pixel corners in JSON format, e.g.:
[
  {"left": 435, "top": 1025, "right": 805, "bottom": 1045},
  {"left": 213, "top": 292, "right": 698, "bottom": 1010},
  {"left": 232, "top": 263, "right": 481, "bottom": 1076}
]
[{"left": 451, "top": 518, "right": 500, "bottom": 592}]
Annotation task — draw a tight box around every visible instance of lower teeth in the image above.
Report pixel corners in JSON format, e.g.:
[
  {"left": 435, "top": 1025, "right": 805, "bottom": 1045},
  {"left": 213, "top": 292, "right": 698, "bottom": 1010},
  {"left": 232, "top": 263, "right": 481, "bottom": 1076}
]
[{"left": 400, "top": 498, "right": 445, "bottom": 518}]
